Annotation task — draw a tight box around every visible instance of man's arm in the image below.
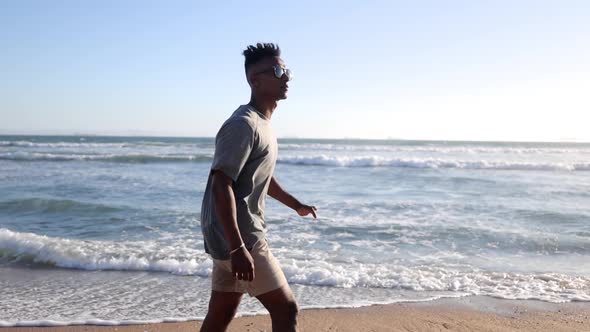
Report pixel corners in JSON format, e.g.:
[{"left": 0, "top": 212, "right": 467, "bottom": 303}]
[
  {"left": 211, "top": 170, "right": 255, "bottom": 281},
  {"left": 268, "top": 176, "right": 317, "bottom": 218}
]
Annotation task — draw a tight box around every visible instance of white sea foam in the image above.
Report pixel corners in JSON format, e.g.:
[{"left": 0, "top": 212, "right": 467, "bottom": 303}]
[
  {"left": 0, "top": 228, "right": 211, "bottom": 275},
  {"left": 2, "top": 228, "right": 588, "bottom": 304},
  {"left": 0, "top": 317, "right": 201, "bottom": 327},
  {"left": 0, "top": 140, "right": 210, "bottom": 149},
  {"left": 0, "top": 298, "right": 453, "bottom": 327},
  {"left": 5, "top": 140, "right": 589, "bottom": 156},
  {"left": 0, "top": 152, "right": 212, "bottom": 163},
  {"left": 278, "top": 155, "right": 590, "bottom": 171},
  {"left": 279, "top": 143, "right": 590, "bottom": 155},
  {"left": 278, "top": 259, "right": 590, "bottom": 302},
  {"left": 0, "top": 141, "right": 129, "bottom": 148},
  {"left": 0, "top": 299, "right": 444, "bottom": 327}
]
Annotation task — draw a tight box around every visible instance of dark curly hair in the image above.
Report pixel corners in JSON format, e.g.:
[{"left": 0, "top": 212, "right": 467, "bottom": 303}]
[{"left": 243, "top": 43, "right": 281, "bottom": 73}]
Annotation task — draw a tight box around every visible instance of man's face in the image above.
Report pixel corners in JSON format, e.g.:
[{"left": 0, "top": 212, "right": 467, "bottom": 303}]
[{"left": 248, "top": 56, "right": 291, "bottom": 100}]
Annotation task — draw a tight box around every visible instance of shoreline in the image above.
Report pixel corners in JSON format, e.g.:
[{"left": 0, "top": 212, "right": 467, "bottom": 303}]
[{"left": 3, "top": 296, "right": 590, "bottom": 332}]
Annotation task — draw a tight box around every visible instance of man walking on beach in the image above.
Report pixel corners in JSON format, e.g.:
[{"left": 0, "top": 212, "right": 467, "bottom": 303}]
[{"left": 199, "top": 43, "right": 317, "bottom": 332}]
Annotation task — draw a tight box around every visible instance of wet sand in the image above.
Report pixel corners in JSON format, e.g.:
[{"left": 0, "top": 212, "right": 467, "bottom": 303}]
[{"left": 3, "top": 296, "right": 590, "bottom": 332}]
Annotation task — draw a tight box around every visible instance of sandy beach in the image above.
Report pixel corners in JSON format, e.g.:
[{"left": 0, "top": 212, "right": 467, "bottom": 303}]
[{"left": 3, "top": 296, "right": 590, "bottom": 332}]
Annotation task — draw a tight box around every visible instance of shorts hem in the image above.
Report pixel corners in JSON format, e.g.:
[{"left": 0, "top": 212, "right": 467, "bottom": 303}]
[{"left": 248, "top": 280, "right": 289, "bottom": 297}]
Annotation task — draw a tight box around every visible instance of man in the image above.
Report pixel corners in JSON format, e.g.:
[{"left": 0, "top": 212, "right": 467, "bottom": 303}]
[{"left": 199, "top": 43, "right": 317, "bottom": 332}]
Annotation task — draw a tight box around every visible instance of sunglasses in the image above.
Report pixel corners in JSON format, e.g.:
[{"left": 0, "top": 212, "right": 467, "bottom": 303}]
[{"left": 255, "top": 65, "right": 293, "bottom": 80}]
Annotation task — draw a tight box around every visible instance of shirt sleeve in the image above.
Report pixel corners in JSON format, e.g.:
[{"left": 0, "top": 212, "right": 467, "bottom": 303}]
[{"left": 211, "top": 120, "right": 254, "bottom": 181}]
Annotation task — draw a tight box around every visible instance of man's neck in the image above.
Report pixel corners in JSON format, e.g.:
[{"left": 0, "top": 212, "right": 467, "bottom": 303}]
[{"left": 248, "top": 97, "right": 277, "bottom": 120}]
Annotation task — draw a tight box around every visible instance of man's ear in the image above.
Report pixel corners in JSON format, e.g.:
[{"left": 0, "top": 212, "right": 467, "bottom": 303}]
[
  {"left": 249, "top": 75, "right": 259, "bottom": 88},
  {"left": 247, "top": 73, "right": 256, "bottom": 87}
]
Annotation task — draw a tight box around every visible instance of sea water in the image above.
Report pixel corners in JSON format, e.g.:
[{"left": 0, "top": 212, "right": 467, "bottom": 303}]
[{"left": 1, "top": 135, "right": 589, "bottom": 326}]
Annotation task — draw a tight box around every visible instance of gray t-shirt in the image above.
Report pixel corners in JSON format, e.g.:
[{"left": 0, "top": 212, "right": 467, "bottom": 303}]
[{"left": 200, "top": 105, "right": 278, "bottom": 260}]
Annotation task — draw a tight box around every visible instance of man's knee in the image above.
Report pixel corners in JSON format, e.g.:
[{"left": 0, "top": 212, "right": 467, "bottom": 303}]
[
  {"left": 212, "top": 304, "right": 238, "bottom": 322},
  {"left": 289, "top": 300, "right": 299, "bottom": 317},
  {"left": 206, "top": 291, "right": 242, "bottom": 323},
  {"left": 201, "top": 304, "right": 238, "bottom": 332},
  {"left": 271, "top": 300, "right": 299, "bottom": 320}
]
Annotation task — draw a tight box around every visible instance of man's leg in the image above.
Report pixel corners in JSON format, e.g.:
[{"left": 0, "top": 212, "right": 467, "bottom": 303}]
[
  {"left": 256, "top": 285, "right": 299, "bottom": 332},
  {"left": 199, "top": 290, "right": 243, "bottom": 332}
]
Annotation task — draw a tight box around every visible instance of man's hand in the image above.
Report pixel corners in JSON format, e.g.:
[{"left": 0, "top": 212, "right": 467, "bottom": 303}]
[
  {"left": 231, "top": 247, "right": 255, "bottom": 281},
  {"left": 296, "top": 204, "right": 318, "bottom": 219}
]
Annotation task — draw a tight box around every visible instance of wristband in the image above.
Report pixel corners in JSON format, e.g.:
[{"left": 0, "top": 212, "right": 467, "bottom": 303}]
[{"left": 229, "top": 243, "right": 245, "bottom": 255}]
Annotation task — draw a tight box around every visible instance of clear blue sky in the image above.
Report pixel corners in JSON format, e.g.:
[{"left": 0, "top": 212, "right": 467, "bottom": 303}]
[{"left": 1, "top": 0, "right": 589, "bottom": 141}]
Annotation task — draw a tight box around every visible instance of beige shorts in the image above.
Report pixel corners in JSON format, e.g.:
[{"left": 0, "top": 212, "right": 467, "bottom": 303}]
[{"left": 211, "top": 239, "right": 288, "bottom": 297}]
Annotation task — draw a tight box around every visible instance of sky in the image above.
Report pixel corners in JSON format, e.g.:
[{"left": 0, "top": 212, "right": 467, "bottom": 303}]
[{"left": 1, "top": 0, "right": 589, "bottom": 141}]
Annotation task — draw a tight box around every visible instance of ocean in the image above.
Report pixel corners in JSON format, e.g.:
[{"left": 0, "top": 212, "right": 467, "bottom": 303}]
[{"left": 1, "top": 135, "right": 589, "bottom": 326}]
